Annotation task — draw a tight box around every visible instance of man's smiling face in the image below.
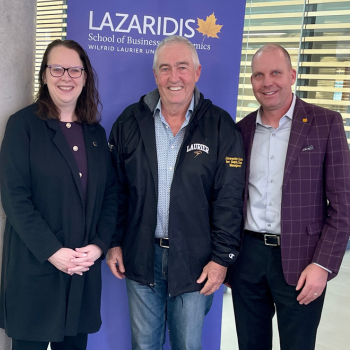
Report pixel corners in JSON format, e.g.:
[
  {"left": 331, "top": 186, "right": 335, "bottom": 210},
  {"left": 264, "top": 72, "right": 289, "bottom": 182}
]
[
  {"left": 251, "top": 48, "right": 296, "bottom": 114},
  {"left": 153, "top": 42, "right": 201, "bottom": 112}
]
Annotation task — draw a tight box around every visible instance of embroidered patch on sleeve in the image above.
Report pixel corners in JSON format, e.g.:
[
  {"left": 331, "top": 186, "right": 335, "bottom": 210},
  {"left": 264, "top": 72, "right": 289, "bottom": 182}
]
[{"left": 225, "top": 157, "right": 243, "bottom": 168}]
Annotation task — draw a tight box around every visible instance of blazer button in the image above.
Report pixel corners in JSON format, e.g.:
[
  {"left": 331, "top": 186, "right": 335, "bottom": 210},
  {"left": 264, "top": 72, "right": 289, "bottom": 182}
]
[
  {"left": 79, "top": 172, "right": 82, "bottom": 178},
  {"left": 73, "top": 146, "right": 78, "bottom": 151},
  {"left": 66, "top": 123, "right": 72, "bottom": 128}
]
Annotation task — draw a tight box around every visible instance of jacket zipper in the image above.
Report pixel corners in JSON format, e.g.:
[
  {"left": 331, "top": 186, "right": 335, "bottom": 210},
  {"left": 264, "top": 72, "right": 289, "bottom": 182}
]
[{"left": 167, "top": 99, "right": 211, "bottom": 296}]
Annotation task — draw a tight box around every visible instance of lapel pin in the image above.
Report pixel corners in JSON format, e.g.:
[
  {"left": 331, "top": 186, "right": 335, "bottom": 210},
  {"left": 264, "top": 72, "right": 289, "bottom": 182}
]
[
  {"left": 303, "top": 118, "right": 307, "bottom": 123},
  {"left": 93, "top": 141, "right": 97, "bottom": 146}
]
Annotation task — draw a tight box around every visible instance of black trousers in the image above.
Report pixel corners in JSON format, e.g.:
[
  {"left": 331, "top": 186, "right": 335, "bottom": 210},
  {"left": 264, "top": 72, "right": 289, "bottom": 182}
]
[
  {"left": 11, "top": 333, "right": 88, "bottom": 350},
  {"left": 229, "top": 233, "right": 325, "bottom": 350}
]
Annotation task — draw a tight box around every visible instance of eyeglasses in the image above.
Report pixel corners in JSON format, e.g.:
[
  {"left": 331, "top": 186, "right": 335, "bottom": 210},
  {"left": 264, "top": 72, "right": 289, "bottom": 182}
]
[{"left": 46, "top": 65, "right": 84, "bottom": 78}]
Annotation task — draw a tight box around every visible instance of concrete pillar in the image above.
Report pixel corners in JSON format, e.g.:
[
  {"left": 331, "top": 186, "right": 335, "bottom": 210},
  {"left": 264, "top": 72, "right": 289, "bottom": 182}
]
[{"left": 0, "top": 1, "right": 37, "bottom": 348}]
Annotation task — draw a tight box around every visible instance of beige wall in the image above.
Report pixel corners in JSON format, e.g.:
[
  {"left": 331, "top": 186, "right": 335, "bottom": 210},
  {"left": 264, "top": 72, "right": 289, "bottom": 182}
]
[{"left": 0, "top": 1, "right": 37, "bottom": 348}]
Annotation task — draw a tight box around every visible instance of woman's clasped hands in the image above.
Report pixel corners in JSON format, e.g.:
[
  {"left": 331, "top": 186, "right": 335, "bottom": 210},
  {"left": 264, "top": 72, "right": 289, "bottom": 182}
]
[{"left": 48, "top": 244, "right": 102, "bottom": 276}]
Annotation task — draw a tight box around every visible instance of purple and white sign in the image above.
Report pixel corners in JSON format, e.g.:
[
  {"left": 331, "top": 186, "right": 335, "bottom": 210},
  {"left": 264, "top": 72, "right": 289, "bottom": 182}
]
[{"left": 67, "top": 1, "right": 245, "bottom": 348}]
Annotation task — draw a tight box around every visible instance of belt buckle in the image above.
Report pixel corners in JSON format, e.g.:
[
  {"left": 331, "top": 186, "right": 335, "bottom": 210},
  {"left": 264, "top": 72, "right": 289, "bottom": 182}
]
[
  {"left": 160, "top": 238, "right": 169, "bottom": 249},
  {"left": 264, "top": 234, "right": 280, "bottom": 246}
]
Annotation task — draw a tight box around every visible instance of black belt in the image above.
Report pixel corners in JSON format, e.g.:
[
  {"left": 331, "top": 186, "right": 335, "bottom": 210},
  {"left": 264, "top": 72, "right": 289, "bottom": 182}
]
[
  {"left": 155, "top": 237, "right": 169, "bottom": 248},
  {"left": 245, "top": 230, "right": 281, "bottom": 246}
]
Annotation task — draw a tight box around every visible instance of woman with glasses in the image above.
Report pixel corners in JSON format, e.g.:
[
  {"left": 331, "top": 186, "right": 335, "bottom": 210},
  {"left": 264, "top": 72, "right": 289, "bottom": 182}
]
[{"left": 0, "top": 40, "right": 117, "bottom": 350}]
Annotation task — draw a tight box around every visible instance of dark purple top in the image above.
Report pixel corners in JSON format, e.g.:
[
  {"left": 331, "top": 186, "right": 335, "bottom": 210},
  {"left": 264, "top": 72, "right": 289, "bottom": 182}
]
[{"left": 59, "top": 121, "right": 88, "bottom": 202}]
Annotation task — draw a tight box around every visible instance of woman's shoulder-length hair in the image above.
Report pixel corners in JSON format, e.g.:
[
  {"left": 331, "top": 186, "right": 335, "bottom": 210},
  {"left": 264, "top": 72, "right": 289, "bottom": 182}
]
[{"left": 35, "top": 39, "right": 102, "bottom": 124}]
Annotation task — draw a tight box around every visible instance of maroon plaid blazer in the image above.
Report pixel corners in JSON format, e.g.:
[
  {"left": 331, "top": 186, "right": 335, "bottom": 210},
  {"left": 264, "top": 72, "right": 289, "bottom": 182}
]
[{"left": 237, "top": 96, "right": 350, "bottom": 285}]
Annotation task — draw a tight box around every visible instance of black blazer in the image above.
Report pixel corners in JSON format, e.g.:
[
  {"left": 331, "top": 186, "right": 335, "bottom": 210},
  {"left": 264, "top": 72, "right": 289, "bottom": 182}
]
[{"left": 0, "top": 104, "right": 118, "bottom": 341}]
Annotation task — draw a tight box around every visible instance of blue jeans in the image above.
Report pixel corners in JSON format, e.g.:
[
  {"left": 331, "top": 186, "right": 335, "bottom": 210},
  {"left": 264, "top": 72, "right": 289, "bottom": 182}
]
[{"left": 125, "top": 244, "right": 213, "bottom": 350}]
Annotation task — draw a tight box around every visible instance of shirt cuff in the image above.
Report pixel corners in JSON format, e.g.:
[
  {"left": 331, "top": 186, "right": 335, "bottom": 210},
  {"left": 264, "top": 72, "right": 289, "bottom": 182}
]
[{"left": 313, "top": 262, "right": 332, "bottom": 274}]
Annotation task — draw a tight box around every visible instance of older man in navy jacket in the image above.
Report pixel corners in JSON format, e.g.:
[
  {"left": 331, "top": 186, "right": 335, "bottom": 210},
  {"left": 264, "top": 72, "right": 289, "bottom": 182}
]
[{"left": 107, "top": 35, "right": 245, "bottom": 350}]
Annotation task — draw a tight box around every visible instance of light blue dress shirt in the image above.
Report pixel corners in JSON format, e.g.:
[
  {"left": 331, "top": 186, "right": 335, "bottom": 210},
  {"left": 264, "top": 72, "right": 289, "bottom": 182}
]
[
  {"left": 245, "top": 94, "right": 296, "bottom": 234},
  {"left": 154, "top": 95, "right": 194, "bottom": 238}
]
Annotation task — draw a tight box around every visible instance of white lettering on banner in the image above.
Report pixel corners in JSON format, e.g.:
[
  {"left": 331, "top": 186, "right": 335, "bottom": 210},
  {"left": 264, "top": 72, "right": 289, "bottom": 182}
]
[
  {"left": 88, "top": 33, "right": 115, "bottom": 42},
  {"left": 128, "top": 15, "right": 142, "bottom": 34},
  {"left": 184, "top": 19, "right": 196, "bottom": 38},
  {"left": 88, "top": 45, "right": 115, "bottom": 51},
  {"left": 126, "top": 37, "right": 160, "bottom": 45},
  {"left": 101, "top": 12, "right": 114, "bottom": 31},
  {"left": 89, "top": 11, "right": 196, "bottom": 38},
  {"left": 143, "top": 16, "right": 156, "bottom": 35},
  {"left": 86, "top": 36, "right": 211, "bottom": 55},
  {"left": 163, "top": 17, "right": 178, "bottom": 36},
  {"left": 157, "top": 16, "right": 161, "bottom": 35},
  {"left": 89, "top": 11, "right": 100, "bottom": 30},
  {"left": 114, "top": 14, "right": 129, "bottom": 32},
  {"left": 194, "top": 43, "right": 211, "bottom": 50}
]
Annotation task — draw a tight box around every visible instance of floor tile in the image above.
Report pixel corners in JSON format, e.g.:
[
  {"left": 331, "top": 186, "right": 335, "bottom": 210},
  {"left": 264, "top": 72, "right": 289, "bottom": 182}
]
[
  {"left": 326, "top": 281, "right": 350, "bottom": 298},
  {"left": 329, "top": 265, "right": 350, "bottom": 286},
  {"left": 340, "top": 250, "right": 350, "bottom": 269}
]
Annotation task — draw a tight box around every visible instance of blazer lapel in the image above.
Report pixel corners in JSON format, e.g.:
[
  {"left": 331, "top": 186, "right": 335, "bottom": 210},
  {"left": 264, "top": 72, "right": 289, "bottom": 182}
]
[
  {"left": 282, "top": 97, "right": 313, "bottom": 192},
  {"left": 83, "top": 123, "right": 100, "bottom": 235},
  {"left": 134, "top": 107, "right": 158, "bottom": 199},
  {"left": 46, "top": 119, "right": 84, "bottom": 204}
]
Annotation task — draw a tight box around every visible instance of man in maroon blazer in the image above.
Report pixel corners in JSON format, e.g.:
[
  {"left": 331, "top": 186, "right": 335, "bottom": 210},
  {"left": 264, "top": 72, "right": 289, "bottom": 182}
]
[{"left": 229, "top": 44, "right": 350, "bottom": 350}]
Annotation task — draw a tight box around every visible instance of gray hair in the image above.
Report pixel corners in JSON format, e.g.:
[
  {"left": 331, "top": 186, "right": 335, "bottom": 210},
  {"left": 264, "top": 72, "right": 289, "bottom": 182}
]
[
  {"left": 252, "top": 44, "right": 292, "bottom": 70},
  {"left": 153, "top": 35, "right": 200, "bottom": 71}
]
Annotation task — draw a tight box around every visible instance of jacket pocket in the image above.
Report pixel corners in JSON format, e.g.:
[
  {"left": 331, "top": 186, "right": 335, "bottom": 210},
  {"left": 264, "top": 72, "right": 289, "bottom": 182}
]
[{"left": 306, "top": 222, "right": 323, "bottom": 236}]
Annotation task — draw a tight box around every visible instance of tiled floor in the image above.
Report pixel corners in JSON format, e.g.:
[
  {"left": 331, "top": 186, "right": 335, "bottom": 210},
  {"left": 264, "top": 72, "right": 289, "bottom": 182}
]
[{"left": 221, "top": 250, "right": 350, "bottom": 350}]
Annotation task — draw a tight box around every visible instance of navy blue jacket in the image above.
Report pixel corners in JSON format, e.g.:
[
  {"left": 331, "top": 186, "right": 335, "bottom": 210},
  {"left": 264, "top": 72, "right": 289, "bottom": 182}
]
[{"left": 109, "top": 88, "right": 245, "bottom": 297}]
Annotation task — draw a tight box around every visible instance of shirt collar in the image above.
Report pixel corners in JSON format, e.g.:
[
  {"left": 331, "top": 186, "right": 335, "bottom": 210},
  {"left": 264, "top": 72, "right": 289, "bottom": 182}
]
[
  {"left": 154, "top": 94, "right": 194, "bottom": 121},
  {"left": 256, "top": 93, "right": 296, "bottom": 126}
]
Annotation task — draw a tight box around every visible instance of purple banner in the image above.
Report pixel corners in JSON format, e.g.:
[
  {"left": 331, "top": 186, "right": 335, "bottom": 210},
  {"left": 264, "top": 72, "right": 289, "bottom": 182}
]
[{"left": 67, "top": 0, "right": 245, "bottom": 349}]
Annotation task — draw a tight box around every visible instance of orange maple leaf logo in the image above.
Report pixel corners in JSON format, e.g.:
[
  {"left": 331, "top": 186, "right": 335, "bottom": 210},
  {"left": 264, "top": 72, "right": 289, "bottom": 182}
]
[{"left": 196, "top": 13, "right": 223, "bottom": 40}]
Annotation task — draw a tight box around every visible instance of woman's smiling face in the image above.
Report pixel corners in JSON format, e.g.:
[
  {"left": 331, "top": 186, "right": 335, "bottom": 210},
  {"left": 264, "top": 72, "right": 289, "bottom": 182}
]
[{"left": 44, "top": 46, "right": 86, "bottom": 114}]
